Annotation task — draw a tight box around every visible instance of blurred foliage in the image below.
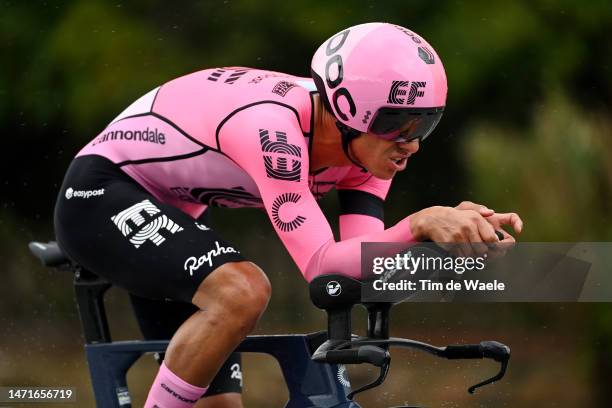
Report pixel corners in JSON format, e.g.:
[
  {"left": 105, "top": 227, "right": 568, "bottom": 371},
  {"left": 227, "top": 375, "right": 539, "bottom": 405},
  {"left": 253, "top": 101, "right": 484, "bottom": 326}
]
[
  {"left": 1, "top": 0, "right": 612, "bottom": 406},
  {"left": 465, "top": 93, "right": 612, "bottom": 240}
]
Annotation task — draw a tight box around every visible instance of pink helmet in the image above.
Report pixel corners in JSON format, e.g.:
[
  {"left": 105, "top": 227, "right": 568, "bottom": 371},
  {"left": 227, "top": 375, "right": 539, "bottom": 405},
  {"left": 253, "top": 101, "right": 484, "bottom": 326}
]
[{"left": 311, "top": 22, "right": 447, "bottom": 144}]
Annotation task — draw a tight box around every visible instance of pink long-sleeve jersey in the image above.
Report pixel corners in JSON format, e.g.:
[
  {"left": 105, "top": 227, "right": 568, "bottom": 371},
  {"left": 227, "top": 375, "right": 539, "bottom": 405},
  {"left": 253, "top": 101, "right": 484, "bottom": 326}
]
[{"left": 77, "top": 68, "right": 414, "bottom": 281}]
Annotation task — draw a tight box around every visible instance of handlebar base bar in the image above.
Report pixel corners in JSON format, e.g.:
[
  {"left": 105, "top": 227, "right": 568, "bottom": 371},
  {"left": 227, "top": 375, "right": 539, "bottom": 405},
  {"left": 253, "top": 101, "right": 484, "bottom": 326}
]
[{"left": 309, "top": 274, "right": 511, "bottom": 399}]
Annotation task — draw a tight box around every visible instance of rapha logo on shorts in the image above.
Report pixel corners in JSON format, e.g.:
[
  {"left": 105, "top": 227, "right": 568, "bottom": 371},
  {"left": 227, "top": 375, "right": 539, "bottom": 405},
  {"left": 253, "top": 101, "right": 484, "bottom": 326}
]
[
  {"left": 111, "top": 199, "right": 183, "bottom": 249},
  {"left": 65, "top": 187, "right": 105, "bottom": 200},
  {"left": 272, "top": 81, "right": 297, "bottom": 97},
  {"left": 183, "top": 241, "right": 240, "bottom": 276},
  {"left": 230, "top": 363, "right": 243, "bottom": 387},
  {"left": 271, "top": 193, "right": 306, "bottom": 232}
]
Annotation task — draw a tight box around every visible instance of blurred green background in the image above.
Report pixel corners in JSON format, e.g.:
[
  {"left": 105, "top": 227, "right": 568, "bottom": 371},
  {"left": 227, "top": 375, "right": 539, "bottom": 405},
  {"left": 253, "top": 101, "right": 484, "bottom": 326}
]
[{"left": 1, "top": 0, "right": 612, "bottom": 406}]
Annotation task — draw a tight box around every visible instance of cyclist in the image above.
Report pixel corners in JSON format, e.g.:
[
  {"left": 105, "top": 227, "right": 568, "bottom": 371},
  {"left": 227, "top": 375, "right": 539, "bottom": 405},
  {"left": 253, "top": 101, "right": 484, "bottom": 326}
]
[{"left": 54, "top": 22, "right": 522, "bottom": 408}]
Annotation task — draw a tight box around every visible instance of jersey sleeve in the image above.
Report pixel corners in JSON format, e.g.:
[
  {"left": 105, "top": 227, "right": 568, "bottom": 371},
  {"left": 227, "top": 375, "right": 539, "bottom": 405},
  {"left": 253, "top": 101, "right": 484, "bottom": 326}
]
[
  {"left": 218, "top": 104, "right": 335, "bottom": 274},
  {"left": 336, "top": 166, "right": 392, "bottom": 240},
  {"left": 218, "top": 104, "right": 415, "bottom": 282}
]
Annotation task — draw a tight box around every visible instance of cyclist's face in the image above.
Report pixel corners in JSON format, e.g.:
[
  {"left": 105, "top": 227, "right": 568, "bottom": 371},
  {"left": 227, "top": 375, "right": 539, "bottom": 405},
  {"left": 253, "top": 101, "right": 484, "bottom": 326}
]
[{"left": 350, "top": 133, "right": 419, "bottom": 179}]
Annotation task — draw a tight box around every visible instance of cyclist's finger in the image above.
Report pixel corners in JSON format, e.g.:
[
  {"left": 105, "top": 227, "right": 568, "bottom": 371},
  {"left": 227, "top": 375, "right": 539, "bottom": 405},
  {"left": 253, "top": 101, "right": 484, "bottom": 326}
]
[
  {"left": 477, "top": 217, "right": 498, "bottom": 243},
  {"left": 493, "top": 212, "right": 523, "bottom": 234},
  {"left": 511, "top": 213, "right": 523, "bottom": 234},
  {"left": 487, "top": 230, "right": 516, "bottom": 259},
  {"left": 456, "top": 201, "right": 495, "bottom": 217},
  {"left": 467, "top": 226, "right": 488, "bottom": 257},
  {"left": 496, "top": 228, "right": 512, "bottom": 241},
  {"left": 454, "top": 200, "right": 476, "bottom": 210}
]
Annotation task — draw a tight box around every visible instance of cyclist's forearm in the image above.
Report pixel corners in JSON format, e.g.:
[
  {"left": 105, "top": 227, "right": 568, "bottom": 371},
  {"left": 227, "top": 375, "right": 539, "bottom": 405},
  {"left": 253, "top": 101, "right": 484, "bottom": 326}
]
[
  {"left": 303, "top": 216, "right": 415, "bottom": 281},
  {"left": 339, "top": 214, "right": 385, "bottom": 240}
]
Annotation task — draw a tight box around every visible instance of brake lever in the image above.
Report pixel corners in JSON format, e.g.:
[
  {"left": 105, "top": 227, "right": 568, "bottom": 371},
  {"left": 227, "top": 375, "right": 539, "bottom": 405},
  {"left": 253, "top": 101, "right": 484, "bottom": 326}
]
[
  {"left": 468, "top": 357, "right": 509, "bottom": 394},
  {"left": 467, "top": 341, "right": 510, "bottom": 394},
  {"left": 347, "top": 360, "right": 390, "bottom": 400},
  {"left": 312, "top": 341, "right": 392, "bottom": 400},
  {"left": 444, "top": 340, "right": 511, "bottom": 393}
]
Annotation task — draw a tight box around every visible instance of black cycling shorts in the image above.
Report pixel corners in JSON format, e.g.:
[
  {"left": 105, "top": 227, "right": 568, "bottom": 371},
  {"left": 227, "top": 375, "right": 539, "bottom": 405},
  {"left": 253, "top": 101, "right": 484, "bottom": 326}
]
[
  {"left": 54, "top": 154, "right": 246, "bottom": 396},
  {"left": 54, "top": 154, "right": 246, "bottom": 302}
]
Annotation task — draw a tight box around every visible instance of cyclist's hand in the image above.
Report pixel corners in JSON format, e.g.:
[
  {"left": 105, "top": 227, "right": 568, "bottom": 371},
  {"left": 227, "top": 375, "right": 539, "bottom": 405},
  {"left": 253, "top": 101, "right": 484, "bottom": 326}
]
[
  {"left": 454, "top": 200, "right": 495, "bottom": 217},
  {"left": 477, "top": 211, "right": 523, "bottom": 258},
  {"left": 483, "top": 212, "right": 523, "bottom": 238},
  {"left": 454, "top": 200, "right": 523, "bottom": 250},
  {"left": 410, "top": 206, "right": 498, "bottom": 257}
]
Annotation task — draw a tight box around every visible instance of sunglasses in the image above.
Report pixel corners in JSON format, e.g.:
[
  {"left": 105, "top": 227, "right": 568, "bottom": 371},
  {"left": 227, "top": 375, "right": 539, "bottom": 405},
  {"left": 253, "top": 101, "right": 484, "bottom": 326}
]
[{"left": 369, "top": 107, "right": 444, "bottom": 143}]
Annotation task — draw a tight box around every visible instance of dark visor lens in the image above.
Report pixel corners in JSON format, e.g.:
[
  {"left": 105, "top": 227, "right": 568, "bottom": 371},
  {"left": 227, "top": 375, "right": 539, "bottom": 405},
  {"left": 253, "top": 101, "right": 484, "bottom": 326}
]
[{"left": 369, "top": 107, "right": 444, "bottom": 142}]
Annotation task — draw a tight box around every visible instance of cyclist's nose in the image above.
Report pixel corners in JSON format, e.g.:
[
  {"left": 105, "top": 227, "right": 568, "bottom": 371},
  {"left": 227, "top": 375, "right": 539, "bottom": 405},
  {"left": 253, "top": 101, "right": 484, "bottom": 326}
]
[{"left": 397, "top": 139, "right": 419, "bottom": 153}]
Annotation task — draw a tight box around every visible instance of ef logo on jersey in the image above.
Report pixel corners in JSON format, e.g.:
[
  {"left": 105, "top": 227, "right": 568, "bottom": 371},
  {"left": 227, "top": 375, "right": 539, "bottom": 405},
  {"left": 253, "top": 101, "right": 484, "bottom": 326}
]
[
  {"left": 111, "top": 199, "right": 183, "bottom": 248},
  {"left": 258, "top": 129, "right": 302, "bottom": 182}
]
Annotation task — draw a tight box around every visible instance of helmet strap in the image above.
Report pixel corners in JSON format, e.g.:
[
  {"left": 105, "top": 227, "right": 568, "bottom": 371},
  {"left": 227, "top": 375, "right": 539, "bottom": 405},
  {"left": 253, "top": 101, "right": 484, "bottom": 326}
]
[{"left": 335, "top": 121, "right": 368, "bottom": 173}]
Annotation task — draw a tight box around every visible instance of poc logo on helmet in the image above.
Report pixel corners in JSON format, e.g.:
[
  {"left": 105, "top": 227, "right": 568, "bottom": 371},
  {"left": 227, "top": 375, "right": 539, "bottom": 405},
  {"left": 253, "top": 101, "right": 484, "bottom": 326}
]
[
  {"left": 326, "top": 281, "right": 342, "bottom": 296},
  {"left": 323, "top": 30, "right": 356, "bottom": 122}
]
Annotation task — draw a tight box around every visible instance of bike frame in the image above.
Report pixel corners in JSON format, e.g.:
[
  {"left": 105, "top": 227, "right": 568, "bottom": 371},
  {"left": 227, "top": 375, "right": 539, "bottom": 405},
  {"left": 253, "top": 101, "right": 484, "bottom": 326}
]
[
  {"left": 29, "top": 240, "right": 510, "bottom": 408},
  {"left": 74, "top": 266, "right": 360, "bottom": 408}
]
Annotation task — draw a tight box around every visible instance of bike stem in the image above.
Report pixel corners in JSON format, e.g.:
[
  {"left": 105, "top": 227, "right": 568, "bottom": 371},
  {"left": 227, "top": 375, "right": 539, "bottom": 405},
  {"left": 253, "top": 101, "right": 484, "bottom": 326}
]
[{"left": 309, "top": 274, "right": 511, "bottom": 400}]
